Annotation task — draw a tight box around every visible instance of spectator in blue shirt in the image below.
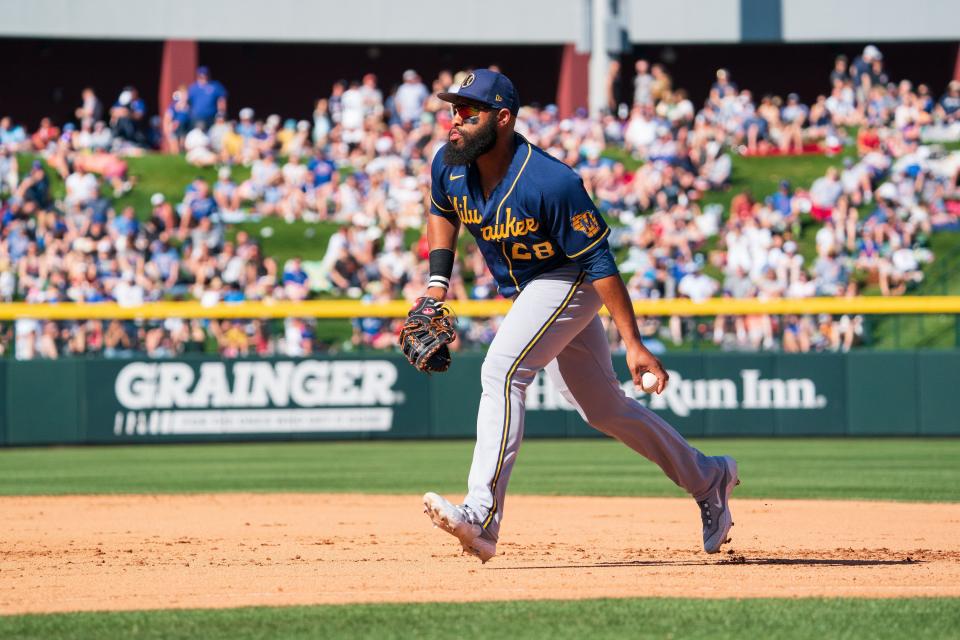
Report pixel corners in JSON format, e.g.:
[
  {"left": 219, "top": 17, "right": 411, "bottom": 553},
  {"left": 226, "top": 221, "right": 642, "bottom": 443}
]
[
  {"left": 162, "top": 88, "right": 192, "bottom": 153},
  {"left": 282, "top": 256, "right": 310, "bottom": 300},
  {"left": 306, "top": 148, "right": 337, "bottom": 219},
  {"left": 187, "top": 66, "right": 228, "bottom": 129},
  {"left": 283, "top": 257, "right": 309, "bottom": 286},
  {"left": 712, "top": 68, "right": 737, "bottom": 95},
  {"left": 6, "top": 220, "right": 31, "bottom": 261},
  {"left": 768, "top": 180, "right": 794, "bottom": 218},
  {"left": 236, "top": 108, "right": 257, "bottom": 140},
  {"left": 851, "top": 45, "right": 881, "bottom": 89},
  {"left": 829, "top": 55, "right": 848, "bottom": 88},
  {"left": 0, "top": 117, "right": 28, "bottom": 150},
  {"left": 110, "top": 86, "right": 146, "bottom": 144},
  {"left": 150, "top": 240, "right": 181, "bottom": 290},
  {"left": 179, "top": 179, "right": 217, "bottom": 238},
  {"left": 222, "top": 282, "right": 245, "bottom": 303},
  {"left": 17, "top": 162, "right": 51, "bottom": 208},
  {"left": 936, "top": 81, "right": 960, "bottom": 123},
  {"left": 308, "top": 148, "right": 336, "bottom": 187},
  {"left": 110, "top": 206, "right": 140, "bottom": 239},
  {"left": 916, "top": 84, "right": 935, "bottom": 114}
]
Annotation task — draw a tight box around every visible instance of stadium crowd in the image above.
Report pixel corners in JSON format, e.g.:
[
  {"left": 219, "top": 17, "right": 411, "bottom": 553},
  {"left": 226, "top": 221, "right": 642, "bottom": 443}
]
[{"left": 0, "top": 46, "right": 958, "bottom": 359}]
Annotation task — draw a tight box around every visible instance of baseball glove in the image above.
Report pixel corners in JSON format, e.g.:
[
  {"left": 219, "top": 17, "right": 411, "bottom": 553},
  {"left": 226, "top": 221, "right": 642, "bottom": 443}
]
[{"left": 398, "top": 297, "right": 456, "bottom": 373}]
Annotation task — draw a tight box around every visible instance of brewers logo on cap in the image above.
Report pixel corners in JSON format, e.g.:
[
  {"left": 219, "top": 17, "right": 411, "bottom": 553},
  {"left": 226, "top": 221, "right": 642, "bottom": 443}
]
[{"left": 436, "top": 68, "right": 519, "bottom": 115}]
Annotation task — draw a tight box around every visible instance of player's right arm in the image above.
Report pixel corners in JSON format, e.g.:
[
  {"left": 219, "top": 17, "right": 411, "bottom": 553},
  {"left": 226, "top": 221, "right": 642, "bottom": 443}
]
[
  {"left": 426, "top": 214, "right": 459, "bottom": 301},
  {"left": 426, "top": 151, "right": 461, "bottom": 302},
  {"left": 542, "top": 170, "right": 667, "bottom": 393},
  {"left": 592, "top": 275, "right": 668, "bottom": 394}
]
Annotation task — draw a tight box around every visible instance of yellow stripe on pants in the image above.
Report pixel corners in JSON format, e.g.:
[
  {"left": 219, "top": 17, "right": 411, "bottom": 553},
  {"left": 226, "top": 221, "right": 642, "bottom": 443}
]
[{"left": 482, "top": 271, "right": 586, "bottom": 529}]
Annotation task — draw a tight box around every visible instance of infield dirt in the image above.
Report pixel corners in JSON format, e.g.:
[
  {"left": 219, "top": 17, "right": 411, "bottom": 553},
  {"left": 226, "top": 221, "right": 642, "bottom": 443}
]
[{"left": 2, "top": 494, "right": 959, "bottom": 614}]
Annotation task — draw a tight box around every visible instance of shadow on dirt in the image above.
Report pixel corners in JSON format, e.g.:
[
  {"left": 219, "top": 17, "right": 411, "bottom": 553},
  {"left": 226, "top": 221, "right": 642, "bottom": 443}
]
[{"left": 492, "top": 556, "right": 922, "bottom": 570}]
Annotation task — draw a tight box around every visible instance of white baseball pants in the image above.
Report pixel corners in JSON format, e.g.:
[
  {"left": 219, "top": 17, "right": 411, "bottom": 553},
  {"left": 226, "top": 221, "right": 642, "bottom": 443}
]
[{"left": 463, "top": 266, "right": 724, "bottom": 539}]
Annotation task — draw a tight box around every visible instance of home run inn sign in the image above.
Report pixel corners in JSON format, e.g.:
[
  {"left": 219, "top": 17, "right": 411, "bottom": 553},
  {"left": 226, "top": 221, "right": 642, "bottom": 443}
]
[{"left": 2, "top": 352, "right": 954, "bottom": 445}]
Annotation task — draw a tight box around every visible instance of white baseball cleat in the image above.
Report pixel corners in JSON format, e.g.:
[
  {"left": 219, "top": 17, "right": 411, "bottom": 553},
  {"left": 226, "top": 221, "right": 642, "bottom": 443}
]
[
  {"left": 423, "top": 492, "right": 497, "bottom": 563},
  {"left": 696, "top": 455, "right": 740, "bottom": 554}
]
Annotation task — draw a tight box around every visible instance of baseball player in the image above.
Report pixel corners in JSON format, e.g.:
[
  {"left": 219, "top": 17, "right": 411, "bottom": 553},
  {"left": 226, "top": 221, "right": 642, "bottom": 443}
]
[{"left": 420, "top": 69, "right": 739, "bottom": 563}]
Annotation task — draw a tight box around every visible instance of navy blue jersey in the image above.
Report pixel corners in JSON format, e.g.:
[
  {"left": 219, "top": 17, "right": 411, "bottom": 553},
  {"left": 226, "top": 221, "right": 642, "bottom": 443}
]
[{"left": 430, "top": 134, "right": 618, "bottom": 297}]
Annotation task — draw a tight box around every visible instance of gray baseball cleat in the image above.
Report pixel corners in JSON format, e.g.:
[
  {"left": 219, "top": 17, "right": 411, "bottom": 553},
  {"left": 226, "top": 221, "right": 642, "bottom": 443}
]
[
  {"left": 423, "top": 492, "right": 497, "bottom": 563},
  {"left": 696, "top": 455, "right": 740, "bottom": 554}
]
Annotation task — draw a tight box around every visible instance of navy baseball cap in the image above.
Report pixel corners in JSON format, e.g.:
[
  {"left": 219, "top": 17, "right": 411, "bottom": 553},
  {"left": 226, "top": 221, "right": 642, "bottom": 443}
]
[{"left": 438, "top": 69, "right": 519, "bottom": 115}]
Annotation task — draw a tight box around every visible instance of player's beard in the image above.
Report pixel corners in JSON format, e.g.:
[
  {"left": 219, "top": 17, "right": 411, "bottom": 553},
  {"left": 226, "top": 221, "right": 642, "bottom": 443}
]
[{"left": 443, "top": 116, "right": 498, "bottom": 166}]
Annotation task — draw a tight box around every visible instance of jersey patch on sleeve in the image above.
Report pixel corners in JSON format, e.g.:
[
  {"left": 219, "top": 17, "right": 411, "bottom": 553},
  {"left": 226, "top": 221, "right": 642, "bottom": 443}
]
[{"left": 571, "top": 211, "right": 601, "bottom": 238}]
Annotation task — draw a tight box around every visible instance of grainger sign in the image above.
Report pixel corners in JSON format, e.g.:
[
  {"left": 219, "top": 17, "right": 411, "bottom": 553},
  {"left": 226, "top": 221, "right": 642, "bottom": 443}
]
[{"left": 95, "top": 359, "right": 415, "bottom": 439}]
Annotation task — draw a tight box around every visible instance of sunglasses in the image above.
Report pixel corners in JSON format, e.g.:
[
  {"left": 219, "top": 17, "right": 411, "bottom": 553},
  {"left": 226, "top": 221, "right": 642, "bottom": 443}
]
[{"left": 450, "top": 103, "right": 489, "bottom": 124}]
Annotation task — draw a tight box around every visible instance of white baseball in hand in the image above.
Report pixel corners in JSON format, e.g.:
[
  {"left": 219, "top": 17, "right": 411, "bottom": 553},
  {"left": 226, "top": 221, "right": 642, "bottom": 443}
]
[{"left": 640, "top": 371, "right": 660, "bottom": 394}]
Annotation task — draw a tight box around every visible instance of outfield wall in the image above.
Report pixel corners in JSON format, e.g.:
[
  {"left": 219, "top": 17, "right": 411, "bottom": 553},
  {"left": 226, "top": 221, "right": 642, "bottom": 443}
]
[{"left": 1, "top": 351, "right": 957, "bottom": 446}]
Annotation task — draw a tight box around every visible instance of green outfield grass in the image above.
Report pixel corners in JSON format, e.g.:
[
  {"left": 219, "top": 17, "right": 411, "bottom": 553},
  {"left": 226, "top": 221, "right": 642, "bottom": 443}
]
[
  {"left": 2, "top": 597, "right": 958, "bottom": 640},
  {"left": 0, "top": 438, "right": 957, "bottom": 501}
]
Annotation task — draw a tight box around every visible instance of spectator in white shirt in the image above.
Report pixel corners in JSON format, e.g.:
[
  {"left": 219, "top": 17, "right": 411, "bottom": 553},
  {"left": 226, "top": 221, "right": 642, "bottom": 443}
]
[
  {"left": 809, "top": 167, "right": 843, "bottom": 221},
  {"left": 64, "top": 165, "right": 98, "bottom": 209},
  {"left": 624, "top": 104, "right": 657, "bottom": 155},
  {"left": 184, "top": 124, "right": 217, "bottom": 167},
  {"left": 678, "top": 265, "right": 718, "bottom": 302},
  {"left": 633, "top": 59, "right": 654, "bottom": 106},
  {"left": 393, "top": 69, "right": 429, "bottom": 127},
  {"left": 340, "top": 80, "right": 366, "bottom": 144},
  {"left": 360, "top": 73, "right": 384, "bottom": 117}
]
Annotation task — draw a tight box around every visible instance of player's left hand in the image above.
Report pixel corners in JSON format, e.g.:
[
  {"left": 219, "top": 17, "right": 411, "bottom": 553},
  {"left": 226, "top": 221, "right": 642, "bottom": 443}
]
[
  {"left": 398, "top": 296, "right": 457, "bottom": 374},
  {"left": 625, "top": 344, "right": 669, "bottom": 394}
]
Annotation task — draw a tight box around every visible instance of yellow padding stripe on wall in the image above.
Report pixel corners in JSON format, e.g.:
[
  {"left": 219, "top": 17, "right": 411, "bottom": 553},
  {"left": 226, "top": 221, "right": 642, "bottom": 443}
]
[{"left": 0, "top": 296, "right": 957, "bottom": 320}]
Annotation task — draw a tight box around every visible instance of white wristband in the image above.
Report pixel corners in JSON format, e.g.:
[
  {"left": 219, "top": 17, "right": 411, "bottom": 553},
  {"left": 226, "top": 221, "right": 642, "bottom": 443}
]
[{"left": 428, "top": 276, "right": 450, "bottom": 289}]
